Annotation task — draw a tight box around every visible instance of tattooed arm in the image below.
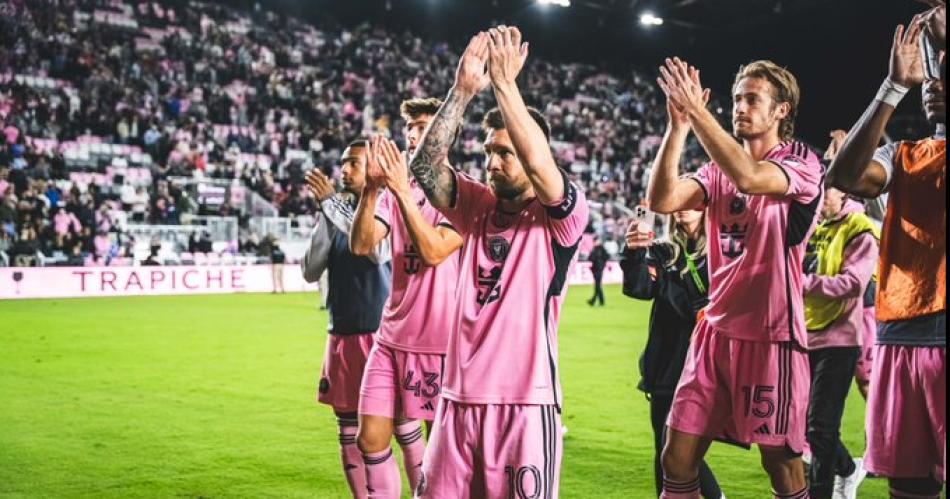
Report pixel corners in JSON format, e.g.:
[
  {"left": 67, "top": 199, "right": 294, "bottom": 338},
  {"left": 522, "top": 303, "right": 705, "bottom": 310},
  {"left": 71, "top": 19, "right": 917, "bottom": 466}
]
[{"left": 409, "top": 32, "right": 491, "bottom": 208}]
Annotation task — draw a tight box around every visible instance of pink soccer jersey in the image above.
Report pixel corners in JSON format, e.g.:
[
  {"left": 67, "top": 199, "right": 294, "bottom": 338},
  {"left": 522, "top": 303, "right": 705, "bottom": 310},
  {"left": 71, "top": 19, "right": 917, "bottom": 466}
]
[
  {"left": 692, "top": 141, "right": 823, "bottom": 346},
  {"left": 374, "top": 179, "right": 460, "bottom": 354},
  {"left": 436, "top": 171, "right": 589, "bottom": 407}
]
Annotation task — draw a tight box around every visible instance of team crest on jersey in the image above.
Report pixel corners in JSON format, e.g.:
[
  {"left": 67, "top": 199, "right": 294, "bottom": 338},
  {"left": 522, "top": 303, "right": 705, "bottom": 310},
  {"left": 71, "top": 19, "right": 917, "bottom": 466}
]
[
  {"left": 487, "top": 236, "right": 511, "bottom": 263},
  {"left": 720, "top": 223, "right": 748, "bottom": 258},
  {"left": 730, "top": 195, "right": 748, "bottom": 215}
]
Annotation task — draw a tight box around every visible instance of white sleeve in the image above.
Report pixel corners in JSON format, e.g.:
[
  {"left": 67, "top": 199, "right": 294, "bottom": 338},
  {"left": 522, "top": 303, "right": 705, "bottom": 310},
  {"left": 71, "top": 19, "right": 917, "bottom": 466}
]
[
  {"left": 872, "top": 142, "right": 900, "bottom": 189},
  {"left": 301, "top": 216, "right": 331, "bottom": 283}
]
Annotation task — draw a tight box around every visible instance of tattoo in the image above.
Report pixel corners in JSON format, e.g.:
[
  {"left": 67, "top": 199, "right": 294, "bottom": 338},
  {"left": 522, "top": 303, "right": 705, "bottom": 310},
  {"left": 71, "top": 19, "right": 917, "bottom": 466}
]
[{"left": 409, "top": 88, "right": 470, "bottom": 208}]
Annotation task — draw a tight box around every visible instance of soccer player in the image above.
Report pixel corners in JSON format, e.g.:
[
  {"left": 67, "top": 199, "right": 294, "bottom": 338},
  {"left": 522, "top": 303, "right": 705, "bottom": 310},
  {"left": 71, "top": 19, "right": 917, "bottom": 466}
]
[
  {"left": 802, "top": 184, "right": 879, "bottom": 499},
  {"left": 301, "top": 142, "right": 392, "bottom": 499},
  {"left": 407, "top": 28, "right": 589, "bottom": 498},
  {"left": 348, "top": 99, "right": 463, "bottom": 498},
  {"left": 826, "top": 7, "right": 946, "bottom": 498},
  {"left": 649, "top": 57, "right": 823, "bottom": 499}
]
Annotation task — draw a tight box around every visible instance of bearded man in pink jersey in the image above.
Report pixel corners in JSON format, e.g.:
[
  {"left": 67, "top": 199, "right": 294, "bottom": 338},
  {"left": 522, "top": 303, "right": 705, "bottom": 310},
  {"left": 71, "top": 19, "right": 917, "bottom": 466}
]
[
  {"left": 648, "top": 58, "right": 823, "bottom": 499},
  {"left": 349, "top": 98, "right": 464, "bottom": 499},
  {"left": 407, "top": 27, "right": 589, "bottom": 498}
]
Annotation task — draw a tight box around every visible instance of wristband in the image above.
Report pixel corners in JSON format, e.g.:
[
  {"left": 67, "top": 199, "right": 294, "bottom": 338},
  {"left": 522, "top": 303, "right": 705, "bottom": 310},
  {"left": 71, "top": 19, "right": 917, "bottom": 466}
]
[{"left": 875, "top": 78, "right": 909, "bottom": 108}]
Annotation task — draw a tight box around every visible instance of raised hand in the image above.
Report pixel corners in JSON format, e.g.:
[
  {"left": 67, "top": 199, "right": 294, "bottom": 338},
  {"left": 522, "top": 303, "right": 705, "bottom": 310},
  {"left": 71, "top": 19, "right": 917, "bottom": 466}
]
[
  {"left": 656, "top": 57, "right": 710, "bottom": 119},
  {"left": 454, "top": 32, "right": 492, "bottom": 97},
  {"left": 365, "top": 136, "right": 388, "bottom": 190},
  {"left": 305, "top": 169, "right": 336, "bottom": 202},
  {"left": 918, "top": 1, "right": 947, "bottom": 50},
  {"left": 376, "top": 137, "right": 411, "bottom": 198},
  {"left": 487, "top": 25, "right": 529, "bottom": 87},
  {"left": 824, "top": 129, "right": 849, "bottom": 161},
  {"left": 889, "top": 15, "right": 926, "bottom": 88},
  {"left": 626, "top": 221, "right": 655, "bottom": 250}
]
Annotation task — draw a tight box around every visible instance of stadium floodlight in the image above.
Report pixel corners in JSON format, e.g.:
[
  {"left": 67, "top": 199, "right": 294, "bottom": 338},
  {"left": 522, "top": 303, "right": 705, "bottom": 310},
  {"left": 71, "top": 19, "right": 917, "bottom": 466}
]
[
  {"left": 639, "top": 12, "right": 664, "bottom": 27},
  {"left": 539, "top": 0, "right": 571, "bottom": 7}
]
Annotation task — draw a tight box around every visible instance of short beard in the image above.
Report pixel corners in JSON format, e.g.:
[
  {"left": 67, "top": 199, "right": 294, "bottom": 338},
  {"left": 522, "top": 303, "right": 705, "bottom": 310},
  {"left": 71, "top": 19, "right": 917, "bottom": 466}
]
[{"left": 490, "top": 179, "right": 528, "bottom": 201}]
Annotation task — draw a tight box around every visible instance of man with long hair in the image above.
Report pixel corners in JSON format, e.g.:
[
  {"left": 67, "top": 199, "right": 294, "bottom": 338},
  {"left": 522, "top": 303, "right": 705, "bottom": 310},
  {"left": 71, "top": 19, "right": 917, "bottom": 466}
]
[{"left": 649, "top": 58, "right": 823, "bottom": 499}]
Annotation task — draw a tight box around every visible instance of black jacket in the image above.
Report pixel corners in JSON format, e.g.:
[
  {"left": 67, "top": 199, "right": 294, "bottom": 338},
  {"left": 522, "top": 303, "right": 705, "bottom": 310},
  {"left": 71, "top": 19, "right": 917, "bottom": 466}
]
[
  {"left": 589, "top": 245, "right": 610, "bottom": 274},
  {"left": 621, "top": 241, "right": 709, "bottom": 396}
]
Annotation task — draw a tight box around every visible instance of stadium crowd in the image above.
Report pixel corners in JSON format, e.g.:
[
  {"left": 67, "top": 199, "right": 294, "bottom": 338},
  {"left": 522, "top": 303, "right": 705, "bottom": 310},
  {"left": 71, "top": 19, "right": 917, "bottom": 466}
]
[{"left": 0, "top": 0, "right": 727, "bottom": 266}]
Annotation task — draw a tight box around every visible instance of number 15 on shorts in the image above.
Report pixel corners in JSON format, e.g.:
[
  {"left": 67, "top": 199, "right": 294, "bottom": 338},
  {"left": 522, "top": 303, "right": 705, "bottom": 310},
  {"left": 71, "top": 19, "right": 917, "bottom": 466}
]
[{"left": 742, "top": 385, "right": 776, "bottom": 418}]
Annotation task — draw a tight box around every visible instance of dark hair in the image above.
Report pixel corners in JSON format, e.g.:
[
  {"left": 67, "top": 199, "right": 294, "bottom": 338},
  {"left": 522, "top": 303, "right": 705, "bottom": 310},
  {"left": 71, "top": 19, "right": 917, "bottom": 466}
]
[
  {"left": 482, "top": 107, "right": 552, "bottom": 143},
  {"left": 345, "top": 139, "right": 368, "bottom": 149},
  {"left": 400, "top": 98, "right": 443, "bottom": 119}
]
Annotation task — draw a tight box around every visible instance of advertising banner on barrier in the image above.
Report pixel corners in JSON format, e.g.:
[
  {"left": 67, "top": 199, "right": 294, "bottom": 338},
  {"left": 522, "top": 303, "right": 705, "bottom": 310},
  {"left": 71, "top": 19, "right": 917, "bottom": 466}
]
[{"left": 0, "top": 261, "right": 624, "bottom": 300}]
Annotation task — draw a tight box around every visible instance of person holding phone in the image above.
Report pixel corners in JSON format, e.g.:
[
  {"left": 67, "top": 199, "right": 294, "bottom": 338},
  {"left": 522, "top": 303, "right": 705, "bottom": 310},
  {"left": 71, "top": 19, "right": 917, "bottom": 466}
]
[{"left": 621, "top": 210, "right": 723, "bottom": 499}]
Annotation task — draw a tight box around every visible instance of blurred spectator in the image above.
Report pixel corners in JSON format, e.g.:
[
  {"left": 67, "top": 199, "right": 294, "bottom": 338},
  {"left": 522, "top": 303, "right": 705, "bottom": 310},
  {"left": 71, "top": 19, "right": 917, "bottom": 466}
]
[{"left": 0, "top": 0, "right": 931, "bottom": 267}]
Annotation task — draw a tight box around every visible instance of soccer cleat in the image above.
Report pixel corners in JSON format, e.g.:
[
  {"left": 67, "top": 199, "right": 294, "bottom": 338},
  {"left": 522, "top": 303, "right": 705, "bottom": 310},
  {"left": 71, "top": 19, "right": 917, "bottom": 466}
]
[{"left": 833, "top": 458, "right": 867, "bottom": 499}]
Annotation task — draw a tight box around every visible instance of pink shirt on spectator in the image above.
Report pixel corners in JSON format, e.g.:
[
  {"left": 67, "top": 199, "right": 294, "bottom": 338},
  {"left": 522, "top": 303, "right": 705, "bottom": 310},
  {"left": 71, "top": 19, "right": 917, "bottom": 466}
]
[
  {"left": 803, "top": 201, "right": 879, "bottom": 350},
  {"left": 94, "top": 234, "right": 112, "bottom": 258},
  {"left": 4, "top": 125, "right": 18, "bottom": 145},
  {"left": 54, "top": 211, "right": 81, "bottom": 235},
  {"left": 438, "top": 171, "right": 589, "bottom": 406}
]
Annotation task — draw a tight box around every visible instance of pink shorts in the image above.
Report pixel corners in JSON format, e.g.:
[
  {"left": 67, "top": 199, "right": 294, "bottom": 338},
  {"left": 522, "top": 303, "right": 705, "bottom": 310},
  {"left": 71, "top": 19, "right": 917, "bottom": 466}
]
[
  {"left": 667, "top": 319, "right": 810, "bottom": 452},
  {"left": 359, "top": 341, "right": 445, "bottom": 422},
  {"left": 865, "top": 344, "right": 946, "bottom": 481},
  {"left": 317, "top": 333, "right": 375, "bottom": 414},
  {"left": 416, "top": 400, "right": 561, "bottom": 499},
  {"left": 854, "top": 307, "right": 876, "bottom": 384}
]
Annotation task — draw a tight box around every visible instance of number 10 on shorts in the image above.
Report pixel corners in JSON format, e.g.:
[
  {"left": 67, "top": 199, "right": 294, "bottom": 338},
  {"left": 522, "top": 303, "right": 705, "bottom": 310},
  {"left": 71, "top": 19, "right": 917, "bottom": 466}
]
[{"left": 505, "top": 465, "right": 542, "bottom": 499}]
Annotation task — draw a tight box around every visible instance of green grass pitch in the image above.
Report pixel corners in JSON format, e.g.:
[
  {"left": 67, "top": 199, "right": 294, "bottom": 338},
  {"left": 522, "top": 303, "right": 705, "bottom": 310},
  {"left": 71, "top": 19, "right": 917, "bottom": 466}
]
[{"left": 0, "top": 285, "right": 886, "bottom": 498}]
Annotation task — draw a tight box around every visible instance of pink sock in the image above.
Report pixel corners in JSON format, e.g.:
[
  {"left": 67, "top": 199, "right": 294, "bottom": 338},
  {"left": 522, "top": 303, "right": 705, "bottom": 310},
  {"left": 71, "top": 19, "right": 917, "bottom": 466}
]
[
  {"left": 363, "top": 446, "right": 401, "bottom": 499},
  {"left": 395, "top": 420, "right": 426, "bottom": 493},
  {"left": 774, "top": 486, "right": 809, "bottom": 499},
  {"left": 338, "top": 418, "right": 368, "bottom": 499},
  {"left": 661, "top": 477, "right": 701, "bottom": 499}
]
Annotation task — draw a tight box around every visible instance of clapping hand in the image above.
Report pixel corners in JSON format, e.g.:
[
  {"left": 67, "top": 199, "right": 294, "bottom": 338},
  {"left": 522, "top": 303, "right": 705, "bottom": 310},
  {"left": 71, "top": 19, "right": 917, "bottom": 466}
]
[
  {"left": 487, "top": 25, "right": 529, "bottom": 87},
  {"left": 656, "top": 57, "right": 711, "bottom": 121},
  {"left": 917, "top": 0, "right": 946, "bottom": 49},
  {"left": 372, "top": 136, "right": 411, "bottom": 198},
  {"left": 305, "top": 169, "right": 336, "bottom": 202},
  {"left": 889, "top": 14, "right": 927, "bottom": 88},
  {"left": 454, "top": 32, "right": 492, "bottom": 97}
]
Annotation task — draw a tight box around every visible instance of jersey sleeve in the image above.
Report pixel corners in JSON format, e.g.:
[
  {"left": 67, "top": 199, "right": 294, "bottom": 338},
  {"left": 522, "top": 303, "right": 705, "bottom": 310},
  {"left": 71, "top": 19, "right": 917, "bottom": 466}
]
[
  {"left": 689, "top": 162, "right": 715, "bottom": 207},
  {"left": 773, "top": 143, "right": 824, "bottom": 204},
  {"left": 542, "top": 169, "right": 590, "bottom": 247},
  {"left": 374, "top": 189, "right": 394, "bottom": 234},
  {"left": 440, "top": 170, "right": 492, "bottom": 235},
  {"left": 872, "top": 142, "right": 900, "bottom": 190}
]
